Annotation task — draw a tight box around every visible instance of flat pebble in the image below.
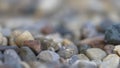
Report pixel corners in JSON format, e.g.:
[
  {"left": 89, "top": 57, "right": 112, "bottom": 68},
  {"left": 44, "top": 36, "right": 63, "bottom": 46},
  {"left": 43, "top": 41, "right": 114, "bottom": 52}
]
[
  {"left": 37, "top": 50, "right": 60, "bottom": 62},
  {"left": 86, "top": 48, "right": 106, "bottom": 60}
]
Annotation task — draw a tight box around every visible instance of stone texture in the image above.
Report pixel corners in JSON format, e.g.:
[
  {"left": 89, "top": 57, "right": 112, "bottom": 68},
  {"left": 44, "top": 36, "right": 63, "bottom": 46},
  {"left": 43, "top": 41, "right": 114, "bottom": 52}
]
[
  {"left": 86, "top": 48, "right": 107, "bottom": 60},
  {"left": 78, "top": 44, "right": 91, "bottom": 54},
  {"left": 37, "top": 50, "right": 60, "bottom": 62},
  {"left": 24, "top": 40, "right": 41, "bottom": 54},
  {"left": 104, "top": 45, "right": 115, "bottom": 54},
  {"left": 114, "top": 45, "right": 120, "bottom": 56},
  {"left": 19, "top": 47, "right": 36, "bottom": 62},
  {"left": 15, "top": 31, "right": 34, "bottom": 46},
  {"left": 4, "top": 49, "right": 22, "bottom": 68},
  {"left": 80, "top": 36, "right": 105, "bottom": 49},
  {"left": 2, "top": 37, "right": 8, "bottom": 45},
  {"left": 58, "top": 44, "right": 78, "bottom": 59},
  {"left": 72, "top": 60, "right": 97, "bottom": 68},
  {"left": 69, "top": 54, "right": 89, "bottom": 64},
  {"left": 99, "top": 54, "right": 120, "bottom": 68},
  {"left": 105, "top": 24, "right": 120, "bottom": 44}
]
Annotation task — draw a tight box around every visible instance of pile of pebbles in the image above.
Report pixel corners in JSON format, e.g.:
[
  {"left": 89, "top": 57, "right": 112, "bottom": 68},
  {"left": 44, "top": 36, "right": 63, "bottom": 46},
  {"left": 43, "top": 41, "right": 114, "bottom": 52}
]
[{"left": 0, "top": 20, "right": 120, "bottom": 68}]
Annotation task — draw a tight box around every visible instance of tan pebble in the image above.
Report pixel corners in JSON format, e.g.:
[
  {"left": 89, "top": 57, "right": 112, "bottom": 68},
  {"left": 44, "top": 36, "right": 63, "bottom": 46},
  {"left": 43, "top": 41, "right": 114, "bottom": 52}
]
[
  {"left": 114, "top": 45, "right": 120, "bottom": 56},
  {"left": 15, "top": 31, "right": 34, "bottom": 46},
  {"left": 2, "top": 37, "right": 8, "bottom": 45}
]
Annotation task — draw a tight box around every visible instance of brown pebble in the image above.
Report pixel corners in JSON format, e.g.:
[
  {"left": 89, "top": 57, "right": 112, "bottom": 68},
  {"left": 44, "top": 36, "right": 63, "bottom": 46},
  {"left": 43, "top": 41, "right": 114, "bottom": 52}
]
[
  {"left": 24, "top": 40, "right": 41, "bottom": 54},
  {"left": 80, "top": 35, "right": 105, "bottom": 49},
  {"left": 104, "top": 45, "right": 115, "bottom": 54},
  {"left": 40, "top": 25, "right": 53, "bottom": 35}
]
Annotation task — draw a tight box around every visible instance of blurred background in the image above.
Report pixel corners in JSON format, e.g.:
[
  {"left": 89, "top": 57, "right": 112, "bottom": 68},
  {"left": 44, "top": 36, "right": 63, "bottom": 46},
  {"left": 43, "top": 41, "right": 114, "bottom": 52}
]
[{"left": 0, "top": 0, "right": 120, "bottom": 37}]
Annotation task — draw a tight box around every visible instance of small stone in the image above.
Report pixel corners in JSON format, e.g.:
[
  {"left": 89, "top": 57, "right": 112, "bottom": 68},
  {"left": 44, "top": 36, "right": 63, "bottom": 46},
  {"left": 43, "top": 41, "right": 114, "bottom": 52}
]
[
  {"left": 104, "top": 45, "right": 115, "bottom": 54},
  {"left": 114, "top": 45, "right": 120, "bottom": 56},
  {"left": 86, "top": 48, "right": 107, "bottom": 60},
  {"left": 37, "top": 50, "right": 60, "bottom": 62},
  {"left": 80, "top": 36, "right": 105, "bottom": 49},
  {"left": 58, "top": 44, "right": 78, "bottom": 59},
  {"left": 19, "top": 47, "right": 36, "bottom": 62},
  {"left": 69, "top": 54, "right": 89, "bottom": 64},
  {"left": 37, "top": 34, "right": 62, "bottom": 51},
  {"left": 77, "top": 44, "right": 91, "bottom": 54},
  {"left": 105, "top": 24, "right": 120, "bottom": 44},
  {"left": 72, "top": 60, "right": 97, "bottom": 68},
  {"left": 4, "top": 49, "right": 22, "bottom": 68},
  {"left": 2, "top": 37, "right": 8, "bottom": 45},
  {"left": 24, "top": 40, "right": 41, "bottom": 54},
  {"left": 15, "top": 31, "right": 34, "bottom": 46},
  {"left": 77, "top": 54, "right": 89, "bottom": 61},
  {"left": 99, "top": 54, "right": 120, "bottom": 68}
]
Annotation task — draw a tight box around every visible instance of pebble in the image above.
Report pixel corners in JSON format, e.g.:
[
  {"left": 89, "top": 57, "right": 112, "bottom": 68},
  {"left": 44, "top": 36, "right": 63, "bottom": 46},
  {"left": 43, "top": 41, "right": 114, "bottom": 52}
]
[
  {"left": 77, "top": 44, "right": 91, "bottom": 54},
  {"left": 69, "top": 54, "right": 89, "bottom": 64},
  {"left": 19, "top": 47, "right": 36, "bottom": 62},
  {"left": 4, "top": 49, "right": 22, "bottom": 68},
  {"left": 15, "top": 31, "right": 34, "bottom": 46},
  {"left": 99, "top": 54, "right": 120, "bottom": 68},
  {"left": 58, "top": 44, "right": 78, "bottom": 59},
  {"left": 86, "top": 48, "right": 107, "bottom": 60},
  {"left": 114, "top": 45, "right": 120, "bottom": 56},
  {"left": 80, "top": 36, "right": 105, "bottom": 49},
  {"left": 2, "top": 37, "right": 8, "bottom": 45},
  {"left": 72, "top": 60, "right": 97, "bottom": 68},
  {"left": 37, "top": 50, "right": 60, "bottom": 62},
  {"left": 105, "top": 24, "right": 120, "bottom": 44},
  {"left": 24, "top": 40, "right": 41, "bottom": 54},
  {"left": 37, "top": 34, "right": 62, "bottom": 51},
  {"left": 104, "top": 45, "right": 115, "bottom": 54}
]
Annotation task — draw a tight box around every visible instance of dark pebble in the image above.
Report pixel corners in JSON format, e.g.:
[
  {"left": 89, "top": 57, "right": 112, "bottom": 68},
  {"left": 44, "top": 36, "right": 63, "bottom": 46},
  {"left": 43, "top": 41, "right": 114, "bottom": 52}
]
[{"left": 105, "top": 24, "right": 120, "bottom": 45}]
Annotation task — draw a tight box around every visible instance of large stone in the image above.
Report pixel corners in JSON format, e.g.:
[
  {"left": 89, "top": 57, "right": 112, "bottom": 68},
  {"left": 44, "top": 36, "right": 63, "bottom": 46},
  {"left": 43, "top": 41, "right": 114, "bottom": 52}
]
[
  {"left": 99, "top": 54, "right": 120, "bottom": 68},
  {"left": 86, "top": 48, "right": 106, "bottom": 60},
  {"left": 4, "top": 49, "right": 22, "bottom": 68},
  {"left": 105, "top": 24, "right": 120, "bottom": 44},
  {"left": 19, "top": 47, "right": 36, "bottom": 62},
  {"left": 37, "top": 50, "right": 60, "bottom": 62}
]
